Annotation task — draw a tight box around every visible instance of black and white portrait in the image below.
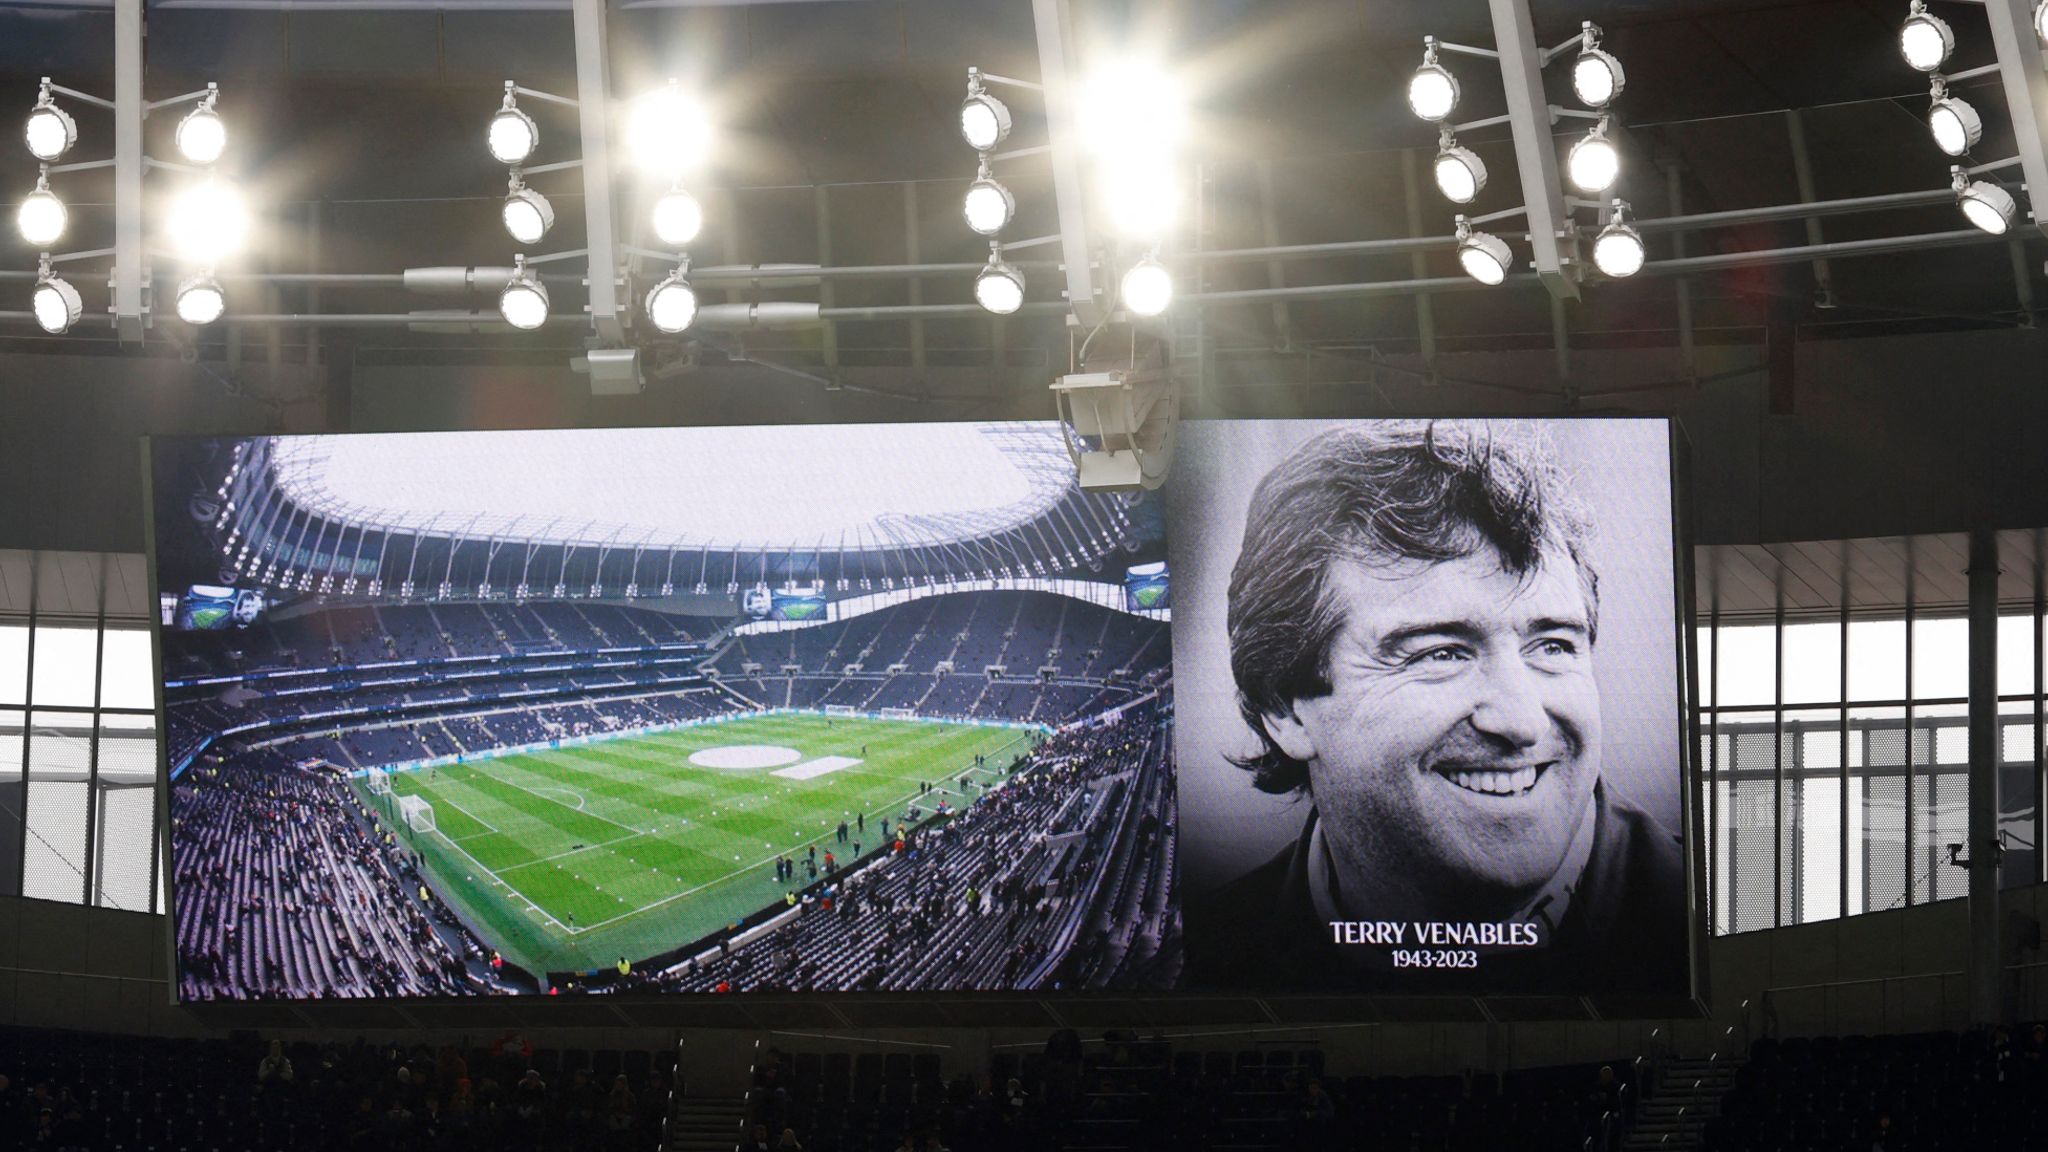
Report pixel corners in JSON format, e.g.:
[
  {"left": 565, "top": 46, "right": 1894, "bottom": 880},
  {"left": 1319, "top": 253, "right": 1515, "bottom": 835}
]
[{"left": 1171, "top": 419, "right": 1689, "bottom": 996}]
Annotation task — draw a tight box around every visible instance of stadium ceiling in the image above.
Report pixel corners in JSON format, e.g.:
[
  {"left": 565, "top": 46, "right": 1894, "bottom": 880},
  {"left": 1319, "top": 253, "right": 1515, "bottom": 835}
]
[
  {"left": 268, "top": 423, "right": 1081, "bottom": 551},
  {"left": 0, "top": 0, "right": 2040, "bottom": 397}
]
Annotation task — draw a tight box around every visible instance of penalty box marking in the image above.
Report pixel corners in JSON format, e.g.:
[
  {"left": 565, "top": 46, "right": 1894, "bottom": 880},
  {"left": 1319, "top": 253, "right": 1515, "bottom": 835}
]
[{"left": 771, "top": 756, "right": 864, "bottom": 781}]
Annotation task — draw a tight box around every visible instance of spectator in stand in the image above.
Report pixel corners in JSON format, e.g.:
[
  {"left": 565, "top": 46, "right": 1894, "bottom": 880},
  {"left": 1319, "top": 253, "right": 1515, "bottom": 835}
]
[
  {"left": 777, "top": 1126, "right": 805, "bottom": 1152},
  {"left": 257, "top": 1039, "right": 295, "bottom": 1085},
  {"left": 742, "top": 1123, "right": 775, "bottom": 1152},
  {"left": 512, "top": 1067, "right": 548, "bottom": 1125}
]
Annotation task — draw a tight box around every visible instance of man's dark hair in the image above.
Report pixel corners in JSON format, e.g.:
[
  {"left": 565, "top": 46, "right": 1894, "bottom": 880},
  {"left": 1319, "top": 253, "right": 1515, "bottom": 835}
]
[{"left": 1226, "top": 420, "right": 1598, "bottom": 794}]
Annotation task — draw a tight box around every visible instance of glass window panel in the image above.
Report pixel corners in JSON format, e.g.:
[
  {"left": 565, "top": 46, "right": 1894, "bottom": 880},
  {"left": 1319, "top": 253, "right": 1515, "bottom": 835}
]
[
  {"left": 30, "top": 625, "right": 99, "bottom": 708},
  {"left": 1854, "top": 708, "right": 1908, "bottom": 914},
  {"left": 1848, "top": 619, "right": 1907, "bottom": 702},
  {"left": 1717, "top": 624, "right": 1776, "bottom": 708},
  {"left": 22, "top": 721, "right": 90, "bottom": 904},
  {"left": 1912, "top": 616, "right": 1970, "bottom": 702},
  {"left": 98, "top": 628, "right": 155, "bottom": 710},
  {"left": 1783, "top": 709, "right": 1838, "bottom": 926},
  {"left": 1696, "top": 626, "right": 1714, "bottom": 708},
  {"left": 0, "top": 623, "right": 26, "bottom": 704},
  {"left": 1998, "top": 613, "right": 2036, "bottom": 699},
  {"left": 1916, "top": 703, "right": 1969, "bottom": 904},
  {"left": 93, "top": 781, "right": 154, "bottom": 912},
  {"left": 1781, "top": 621, "right": 1843, "bottom": 705},
  {"left": 0, "top": 706, "right": 21, "bottom": 898}
]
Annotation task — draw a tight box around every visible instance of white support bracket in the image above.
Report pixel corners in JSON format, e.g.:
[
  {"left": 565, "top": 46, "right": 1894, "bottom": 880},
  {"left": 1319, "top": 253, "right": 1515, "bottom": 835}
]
[
  {"left": 1029, "top": 0, "right": 1105, "bottom": 327},
  {"left": 1981, "top": 0, "right": 2048, "bottom": 238},
  {"left": 1488, "top": 0, "right": 1580, "bottom": 299}
]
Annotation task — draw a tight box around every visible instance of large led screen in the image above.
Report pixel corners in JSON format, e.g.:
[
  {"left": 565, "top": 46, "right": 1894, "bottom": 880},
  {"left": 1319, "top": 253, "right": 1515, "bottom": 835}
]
[
  {"left": 151, "top": 417, "right": 1688, "bottom": 1001},
  {"left": 1169, "top": 419, "right": 1690, "bottom": 996}
]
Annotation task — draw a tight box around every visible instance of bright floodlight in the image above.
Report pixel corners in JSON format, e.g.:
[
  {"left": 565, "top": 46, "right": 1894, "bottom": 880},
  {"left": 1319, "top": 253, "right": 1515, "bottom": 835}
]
[
  {"left": 1408, "top": 51, "right": 1458, "bottom": 122},
  {"left": 166, "top": 179, "right": 249, "bottom": 264},
  {"left": 2037, "top": 0, "right": 2048, "bottom": 43},
  {"left": 499, "top": 258, "right": 549, "bottom": 329},
  {"left": 628, "top": 82, "right": 711, "bottom": 179},
  {"left": 1101, "top": 157, "right": 1179, "bottom": 240},
  {"left": 1567, "top": 124, "right": 1620, "bottom": 193},
  {"left": 652, "top": 187, "right": 703, "bottom": 247},
  {"left": 32, "top": 273, "right": 81, "bottom": 334},
  {"left": 1573, "top": 49, "right": 1625, "bottom": 108},
  {"left": 960, "top": 89, "right": 1012, "bottom": 152},
  {"left": 17, "top": 176, "right": 65, "bottom": 247},
  {"left": 1119, "top": 258, "right": 1172, "bottom": 317},
  {"left": 25, "top": 90, "right": 75, "bottom": 163},
  {"left": 1434, "top": 142, "right": 1486, "bottom": 204},
  {"left": 1929, "top": 94, "right": 1982, "bottom": 157},
  {"left": 1953, "top": 169, "right": 2015, "bottom": 235},
  {"left": 502, "top": 183, "right": 554, "bottom": 245},
  {"left": 963, "top": 175, "right": 1014, "bottom": 236},
  {"left": 488, "top": 89, "right": 538, "bottom": 165},
  {"left": 645, "top": 269, "right": 698, "bottom": 334},
  {"left": 1592, "top": 214, "right": 1645, "bottom": 278},
  {"left": 1455, "top": 218, "right": 1511, "bottom": 286},
  {"left": 175, "top": 274, "right": 225, "bottom": 325},
  {"left": 1081, "top": 60, "right": 1186, "bottom": 156},
  {"left": 974, "top": 255, "right": 1025, "bottom": 315},
  {"left": 176, "top": 101, "right": 226, "bottom": 165},
  {"left": 1900, "top": 2, "right": 1953, "bottom": 72}
]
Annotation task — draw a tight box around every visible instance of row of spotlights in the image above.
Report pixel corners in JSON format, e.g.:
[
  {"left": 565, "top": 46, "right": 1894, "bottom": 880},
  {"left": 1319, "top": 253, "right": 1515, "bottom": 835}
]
[
  {"left": 34, "top": 269, "right": 228, "bottom": 333},
  {"left": 492, "top": 257, "right": 701, "bottom": 333},
  {"left": 26, "top": 82, "right": 224, "bottom": 165},
  {"left": 1411, "top": 32, "right": 1623, "bottom": 124},
  {"left": 1451, "top": 201, "right": 1644, "bottom": 287},
  {"left": 491, "top": 81, "right": 709, "bottom": 178}
]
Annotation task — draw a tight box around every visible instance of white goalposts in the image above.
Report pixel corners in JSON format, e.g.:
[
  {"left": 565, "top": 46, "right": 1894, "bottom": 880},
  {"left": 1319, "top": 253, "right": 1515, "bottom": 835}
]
[
  {"left": 880, "top": 707, "right": 917, "bottom": 721},
  {"left": 398, "top": 794, "right": 436, "bottom": 836},
  {"left": 823, "top": 704, "right": 857, "bottom": 717},
  {"left": 366, "top": 767, "right": 393, "bottom": 796}
]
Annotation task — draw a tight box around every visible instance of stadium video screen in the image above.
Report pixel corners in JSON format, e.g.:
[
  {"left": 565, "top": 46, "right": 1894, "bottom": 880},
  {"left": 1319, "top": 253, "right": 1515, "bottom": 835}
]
[{"left": 149, "top": 418, "right": 1690, "bottom": 1001}]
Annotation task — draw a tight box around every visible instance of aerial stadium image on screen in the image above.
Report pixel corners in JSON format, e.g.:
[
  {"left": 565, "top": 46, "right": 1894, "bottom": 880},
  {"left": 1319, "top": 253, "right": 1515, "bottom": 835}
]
[{"left": 151, "top": 423, "right": 1175, "bottom": 1000}]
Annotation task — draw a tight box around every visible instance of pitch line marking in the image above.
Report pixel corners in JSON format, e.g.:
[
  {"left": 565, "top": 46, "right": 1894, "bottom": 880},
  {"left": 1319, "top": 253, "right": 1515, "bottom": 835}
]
[
  {"left": 473, "top": 761, "right": 639, "bottom": 834},
  {"left": 439, "top": 796, "right": 500, "bottom": 837}
]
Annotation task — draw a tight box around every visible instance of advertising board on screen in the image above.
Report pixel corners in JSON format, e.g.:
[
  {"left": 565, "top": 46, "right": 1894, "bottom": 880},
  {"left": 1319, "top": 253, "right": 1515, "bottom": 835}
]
[{"left": 148, "top": 418, "right": 1690, "bottom": 1002}]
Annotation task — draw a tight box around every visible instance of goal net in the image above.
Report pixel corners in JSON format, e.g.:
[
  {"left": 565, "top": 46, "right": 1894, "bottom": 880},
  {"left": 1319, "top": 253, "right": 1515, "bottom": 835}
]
[
  {"left": 398, "top": 794, "right": 435, "bottom": 836},
  {"left": 823, "top": 704, "right": 857, "bottom": 716},
  {"left": 366, "top": 767, "right": 393, "bottom": 796},
  {"left": 880, "top": 707, "right": 917, "bottom": 721}
]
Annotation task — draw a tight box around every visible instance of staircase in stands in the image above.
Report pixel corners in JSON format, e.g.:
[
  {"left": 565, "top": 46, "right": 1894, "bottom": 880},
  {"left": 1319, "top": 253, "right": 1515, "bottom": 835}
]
[
  {"left": 667, "top": 1093, "right": 749, "bottom": 1152},
  {"left": 1624, "top": 1055, "right": 1744, "bottom": 1151}
]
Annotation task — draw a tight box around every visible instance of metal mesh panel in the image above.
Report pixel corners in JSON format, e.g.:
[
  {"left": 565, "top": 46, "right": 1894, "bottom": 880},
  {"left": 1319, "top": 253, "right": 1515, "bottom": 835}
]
[
  {"left": 93, "top": 726, "right": 157, "bottom": 912},
  {"left": 22, "top": 723, "right": 89, "bottom": 904}
]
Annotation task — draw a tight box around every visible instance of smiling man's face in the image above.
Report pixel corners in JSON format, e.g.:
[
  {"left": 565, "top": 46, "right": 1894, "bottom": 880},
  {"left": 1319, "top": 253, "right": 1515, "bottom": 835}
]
[{"left": 1261, "top": 547, "right": 1602, "bottom": 908}]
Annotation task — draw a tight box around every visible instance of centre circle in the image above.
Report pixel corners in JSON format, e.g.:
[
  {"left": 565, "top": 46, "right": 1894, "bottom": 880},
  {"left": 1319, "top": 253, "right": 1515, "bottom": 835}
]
[{"left": 689, "top": 744, "right": 804, "bottom": 769}]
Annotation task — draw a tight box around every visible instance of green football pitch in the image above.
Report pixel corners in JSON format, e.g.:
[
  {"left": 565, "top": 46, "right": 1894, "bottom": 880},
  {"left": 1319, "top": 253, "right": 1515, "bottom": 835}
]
[{"left": 353, "top": 712, "right": 1037, "bottom": 981}]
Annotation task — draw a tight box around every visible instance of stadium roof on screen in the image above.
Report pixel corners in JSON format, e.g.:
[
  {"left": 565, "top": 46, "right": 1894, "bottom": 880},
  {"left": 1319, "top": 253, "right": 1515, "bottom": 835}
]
[{"left": 268, "top": 422, "right": 1076, "bottom": 552}]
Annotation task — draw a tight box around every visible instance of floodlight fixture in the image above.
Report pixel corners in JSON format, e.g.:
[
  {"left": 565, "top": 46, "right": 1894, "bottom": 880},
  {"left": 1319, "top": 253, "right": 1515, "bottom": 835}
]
[
  {"left": 1408, "top": 46, "right": 1459, "bottom": 122},
  {"left": 176, "top": 87, "right": 226, "bottom": 165},
  {"left": 1900, "top": 1, "right": 1954, "bottom": 72},
  {"left": 1952, "top": 165, "right": 2015, "bottom": 234},
  {"left": 628, "top": 80, "right": 711, "bottom": 179},
  {"left": 1567, "top": 119, "right": 1620, "bottom": 193},
  {"left": 1101, "top": 156, "right": 1179, "bottom": 239},
  {"left": 1572, "top": 43, "right": 1625, "bottom": 108},
  {"left": 1119, "top": 256, "right": 1173, "bottom": 317},
  {"left": 974, "top": 247, "right": 1025, "bottom": 315},
  {"left": 17, "top": 171, "right": 65, "bottom": 247},
  {"left": 31, "top": 256, "right": 80, "bottom": 334},
  {"left": 1454, "top": 215, "right": 1512, "bottom": 285},
  {"left": 652, "top": 186, "right": 703, "bottom": 247},
  {"left": 499, "top": 254, "right": 549, "bottom": 329},
  {"left": 645, "top": 267, "right": 698, "bottom": 333},
  {"left": 1591, "top": 200, "right": 1645, "bottom": 278},
  {"left": 960, "top": 77, "right": 1012, "bottom": 152},
  {"left": 166, "top": 177, "right": 249, "bottom": 264},
  {"left": 1434, "top": 132, "right": 1487, "bottom": 204},
  {"left": 1928, "top": 83, "right": 1982, "bottom": 157},
  {"left": 502, "top": 176, "right": 554, "bottom": 245},
  {"left": 488, "top": 84, "right": 538, "bottom": 165},
  {"left": 25, "top": 81, "right": 75, "bottom": 163},
  {"left": 175, "top": 273, "right": 225, "bottom": 325},
  {"left": 1080, "top": 59, "right": 1186, "bottom": 157},
  {"left": 963, "top": 169, "right": 1015, "bottom": 236}
]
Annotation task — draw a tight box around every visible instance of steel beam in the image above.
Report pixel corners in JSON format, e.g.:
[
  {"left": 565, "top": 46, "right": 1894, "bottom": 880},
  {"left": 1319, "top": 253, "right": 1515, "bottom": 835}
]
[
  {"left": 1030, "top": 0, "right": 1104, "bottom": 325},
  {"left": 112, "top": 0, "right": 145, "bottom": 341},
  {"left": 1982, "top": 0, "right": 2048, "bottom": 239},
  {"left": 570, "top": 0, "right": 623, "bottom": 341},
  {"left": 1487, "top": 0, "right": 1578, "bottom": 299}
]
